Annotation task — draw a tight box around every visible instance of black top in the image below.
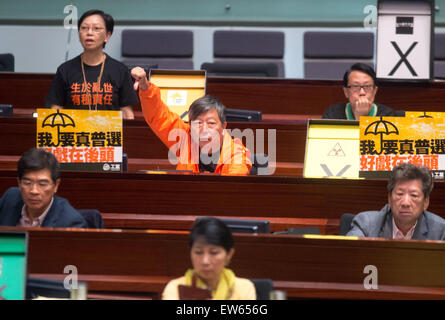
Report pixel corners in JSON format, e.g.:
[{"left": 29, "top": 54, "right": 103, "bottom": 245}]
[
  {"left": 45, "top": 54, "right": 139, "bottom": 111},
  {"left": 198, "top": 151, "right": 220, "bottom": 173},
  {"left": 322, "top": 102, "right": 404, "bottom": 120}
]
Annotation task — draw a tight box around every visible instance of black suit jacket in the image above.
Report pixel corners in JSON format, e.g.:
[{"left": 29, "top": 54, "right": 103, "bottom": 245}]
[
  {"left": 322, "top": 102, "right": 404, "bottom": 119},
  {"left": 0, "top": 187, "right": 87, "bottom": 228}
]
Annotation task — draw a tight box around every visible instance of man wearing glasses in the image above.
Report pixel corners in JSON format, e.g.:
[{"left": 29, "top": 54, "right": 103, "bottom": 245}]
[
  {"left": 0, "top": 148, "right": 87, "bottom": 228},
  {"left": 322, "top": 63, "right": 403, "bottom": 120}
]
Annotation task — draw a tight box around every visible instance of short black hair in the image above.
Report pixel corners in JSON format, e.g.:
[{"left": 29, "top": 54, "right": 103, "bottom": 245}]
[
  {"left": 78, "top": 9, "right": 114, "bottom": 48},
  {"left": 17, "top": 148, "right": 60, "bottom": 184},
  {"left": 189, "top": 217, "right": 234, "bottom": 252},
  {"left": 188, "top": 95, "right": 226, "bottom": 123},
  {"left": 343, "top": 63, "right": 377, "bottom": 87},
  {"left": 387, "top": 163, "right": 433, "bottom": 198}
]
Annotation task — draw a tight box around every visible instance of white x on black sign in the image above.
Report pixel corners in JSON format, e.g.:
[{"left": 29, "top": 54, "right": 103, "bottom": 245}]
[{"left": 388, "top": 41, "right": 418, "bottom": 76}]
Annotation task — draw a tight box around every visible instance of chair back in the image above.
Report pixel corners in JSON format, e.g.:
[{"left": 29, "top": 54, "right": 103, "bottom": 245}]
[
  {"left": 304, "top": 31, "right": 374, "bottom": 80},
  {"left": 249, "top": 153, "right": 269, "bottom": 176},
  {"left": 201, "top": 30, "right": 285, "bottom": 77},
  {"left": 434, "top": 33, "right": 445, "bottom": 78},
  {"left": 339, "top": 213, "right": 355, "bottom": 235},
  {"left": 250, "top": 278, "right": 274, "bottom": 300},
  {"left": 201, "top": 61, "right": 279, "bottom": 77},
  {"left": 78, "top": 209, "right": 104, "bottom": 229},
  {"left": 0, "top": 53, "right": 14, "bottom": 72},
  {"left": 121, "top": 30, "right": 194, "bottom": 70}
]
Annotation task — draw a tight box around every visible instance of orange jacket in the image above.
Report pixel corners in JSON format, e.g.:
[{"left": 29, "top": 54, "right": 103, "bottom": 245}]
[{"left": 139, "top": 83, "right": 252, "bottom": 175}]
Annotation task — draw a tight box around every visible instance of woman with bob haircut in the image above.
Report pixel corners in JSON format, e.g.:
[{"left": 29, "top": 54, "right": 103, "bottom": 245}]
[{"left": 162, "top": 217, "right": 256, "bottom": 300}]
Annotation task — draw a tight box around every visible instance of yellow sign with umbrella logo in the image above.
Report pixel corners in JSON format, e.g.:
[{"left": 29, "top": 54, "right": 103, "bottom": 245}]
[
  {"left": 360, "top": 116, "right": 445, "bottom": 179},
  {"left": 36, "top": 108, "right": 123, "bottom": 172},
  {"left": 405, "top": 111, "right": 445, "bottom": 119}
]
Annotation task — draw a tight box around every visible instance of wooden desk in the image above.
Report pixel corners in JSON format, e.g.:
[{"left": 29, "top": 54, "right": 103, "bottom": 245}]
[
  {"left": 0, "top": 155, "right": 304, "bottom": 178},
  {"left": 2, "top": 73, "right": 445, "bottom": 115},
  {"left": 0, "top": 116, "right": 308, "bottom": 164},
  {"left": 206, "top": 77, "right": 445, "bottom": 114},
  {"left": 2, "top": 169, "right": 445, "bottom": 234},
  {"left": 1, "top": 170, "right": 388, "bottom": 221},
  {"left": 2, "top": 169, "right": 445, "bottom": 233},
  {"left": 7, "top": 227, "right": 445, "bottom": 299}
]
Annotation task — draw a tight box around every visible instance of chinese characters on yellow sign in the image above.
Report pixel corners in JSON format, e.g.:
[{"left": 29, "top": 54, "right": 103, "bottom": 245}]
[
  {"left": 360, "top": 115, "right": 445, "bottom": 179},
  {"left": 36, "top": 109, "right": 123, "bottom": 172}
]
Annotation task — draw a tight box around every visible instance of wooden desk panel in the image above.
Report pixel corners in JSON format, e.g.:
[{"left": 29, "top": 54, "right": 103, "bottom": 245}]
[
  {"left": 11, "top": 228, "right": 445, "bottom": 299},
  {"left": 0, "top": 72, "right": 52, "bottom": 109},
  {"left": 206, "top": 78, "right": 445, "bottom": 114},
  {"left": 0, "top": 117, "right": 307, "bottom": 163},
  {"left": 207, "top": 78, "right": 345, "bottom": 114},
  {"left": 0, "top": 118, "right": 36, "bottom": 156},
  {"left": 0, "top": 170, "right": 388, "bottom": 220},
  {"left": 101, "top": 213, "right": 333, "bottom": 234},
  {"left": 2, "top": 73, "right": 445, "bottom": 115},
  {"left": 0, "top": 155, "right": 303, "bottom": 177},
  {"left": 1, "top": 170, "right": 445, "bottom": 229}
]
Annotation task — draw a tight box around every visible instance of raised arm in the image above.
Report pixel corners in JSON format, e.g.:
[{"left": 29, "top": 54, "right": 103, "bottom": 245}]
[{"left": 130, "top": 67, "right": 188, "bottom": 150}]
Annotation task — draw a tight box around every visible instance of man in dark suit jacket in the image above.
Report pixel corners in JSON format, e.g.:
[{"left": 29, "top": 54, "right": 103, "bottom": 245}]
[
  {"left": 323, "top": 63, "right": 403, "bottom": 120},
  {"left": 347, "top": 163, "right": 445, "bottom": 240},
  {"left": 0, "top": 148, "right": 87, "bottom": 228}
]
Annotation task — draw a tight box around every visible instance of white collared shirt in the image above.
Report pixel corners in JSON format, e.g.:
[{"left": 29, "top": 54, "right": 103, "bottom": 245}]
[
  {"left": 392, "top": 218, "right": 417, "bottom": 240},
  {"left": 17, "top": 197, "right": 54, "bottom": 227}
]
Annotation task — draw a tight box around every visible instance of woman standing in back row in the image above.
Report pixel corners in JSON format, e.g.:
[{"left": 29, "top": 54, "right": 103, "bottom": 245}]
[{"left": 46, "top": 9, "right": 138, "bottom": 119}]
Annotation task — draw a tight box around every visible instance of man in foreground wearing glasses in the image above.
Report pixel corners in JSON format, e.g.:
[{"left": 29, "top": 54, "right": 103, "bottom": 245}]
[
  {"left": 322, "top": 63, "right": 402, "bottom": 120},
  {"left": 347, "top": 163, "right": 445, "bottom": 240},
  {"left": 0, "top": 148, "right": 87, "bottom": 228}
]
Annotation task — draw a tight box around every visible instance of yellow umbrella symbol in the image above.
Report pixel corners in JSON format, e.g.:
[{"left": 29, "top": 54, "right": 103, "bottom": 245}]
[
  {"left": 417, "top": 111, "right": 433, "bottom": 118},
  {"left": 41, "top": 110, "right": 76, "bottom": 147},
  {"left": 364, "top": 117, "right": 399, "bottom": 154}
]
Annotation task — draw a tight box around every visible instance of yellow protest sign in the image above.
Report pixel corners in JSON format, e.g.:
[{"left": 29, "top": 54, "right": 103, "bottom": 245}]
[
  {"left": 303, "top": 120, "right": 360, "bottom": 179},
  {"left": 36, "top": 108, "right": 123, "bottom": 172},
  {"left": 405, "top": 111, "right": 445, "bottom": 118},
  {"left": 359, "top": 116, "right": 445, "bottom": 179}
]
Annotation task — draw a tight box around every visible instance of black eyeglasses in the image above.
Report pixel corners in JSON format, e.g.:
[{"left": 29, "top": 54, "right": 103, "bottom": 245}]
[
  {"left": 79, "top": 26, "right": 105, "bottom": 33},
  {"left": 345, "top": 84, "right": 375, "bottom": 93}
]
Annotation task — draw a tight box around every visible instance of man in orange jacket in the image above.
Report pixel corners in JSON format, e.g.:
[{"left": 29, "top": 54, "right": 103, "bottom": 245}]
[{"left": 131, "top": 67, "right": 252, "bottom": 175}]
